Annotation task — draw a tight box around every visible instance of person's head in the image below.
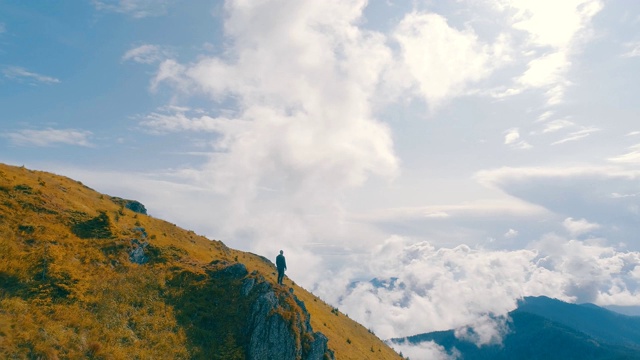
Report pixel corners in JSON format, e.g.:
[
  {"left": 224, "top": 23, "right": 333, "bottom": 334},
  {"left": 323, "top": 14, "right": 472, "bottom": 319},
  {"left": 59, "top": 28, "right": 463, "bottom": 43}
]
[{"left": 279, "top": 250, "right": 283, "bottom": 255}]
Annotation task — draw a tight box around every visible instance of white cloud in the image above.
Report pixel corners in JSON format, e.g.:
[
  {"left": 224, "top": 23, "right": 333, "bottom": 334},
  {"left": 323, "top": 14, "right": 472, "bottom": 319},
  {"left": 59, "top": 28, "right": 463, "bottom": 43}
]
[
  {"left": 562, "top": 217, "right": 600, "bottom": 236},
  {"left": 93, "top": 0, "right": 171, "bottom": 18},
  {"left": 506, "top": 0, "right": 602, "bottom": 49},
  {"left": 499, "top": 0, "right": 603, "bottom": 105},
  {"left": 319, "top": 235, "right": 640, "bottom": 341},
  {"left": 151, "top": 59, "right": 188, "bottom": 92},
  {"left": 503, "top": 128, "right": 532, "bottom": 149},
  {"left": 3, "top": 66, "right": 60, "bottom": 84},
  {"left": 622, "top": 41, "right": 640, "bottom": 58},
  {"left": 551, "top": 126, "right": 600, "bottom": 145},
  {"left": 149, "top": 0, "right": 399, "bottom": 262},
  {"left": 390, "top": 340, "right": 457, "bottom": 360},
  {"left": 517, "top": 52, "right": 569, "bottom": 89},
  {"left": 536, "top": 110, "right": 554, "bottom": 122},
  {"left": 504, "top": 228, "right": 519, "bottom": 238},
  {"left": 122, "top": 44, "right": 170, "bottom": 64},
  {"left": 393, "top": 11, "right": 505, "bottom": 109},
  {"left": 0, "top": 23, "right": 6, "bottom": 34},
  {"left": 542, "top": 119, "right": 574, "bottom": 133},
  {"left": 4, "top": 128, "right": 93, "bottom": 147},
  {"left": 609, "top": 144, "right": 640, "bottom": 164},
  {"left": 504, "top": 128, "right": 520, "bottom": 144},
  {"left": 454, "top": 314, "right": 511, "bottom": 346},
  {"left": 138, "top": 108, "right": 234, "bottom": 135}
]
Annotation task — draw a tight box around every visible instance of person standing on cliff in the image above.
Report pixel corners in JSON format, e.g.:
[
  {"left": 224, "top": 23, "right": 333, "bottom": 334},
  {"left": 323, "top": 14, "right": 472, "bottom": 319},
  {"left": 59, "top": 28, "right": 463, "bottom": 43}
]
[{"left": 276, "top": 250, "right": 287, "bottom": 285}]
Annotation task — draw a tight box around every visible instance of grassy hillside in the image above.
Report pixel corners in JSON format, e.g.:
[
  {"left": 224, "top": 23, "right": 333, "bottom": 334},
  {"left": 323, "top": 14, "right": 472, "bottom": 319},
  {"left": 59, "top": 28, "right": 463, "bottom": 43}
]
[{"left": 0, "top": 163, "right": 400, "bottom": 359}]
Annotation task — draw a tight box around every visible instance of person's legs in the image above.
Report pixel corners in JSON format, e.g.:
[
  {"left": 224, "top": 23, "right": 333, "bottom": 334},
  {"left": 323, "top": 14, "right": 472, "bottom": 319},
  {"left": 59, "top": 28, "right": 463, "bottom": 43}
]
[{"left": 277, "top": 269, "right": 284, "bottom": 284}]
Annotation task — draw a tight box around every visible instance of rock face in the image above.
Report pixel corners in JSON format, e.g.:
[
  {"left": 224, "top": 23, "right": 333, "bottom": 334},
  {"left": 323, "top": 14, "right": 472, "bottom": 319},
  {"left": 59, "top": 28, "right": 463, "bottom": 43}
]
[
  {"left": 245, "top": 282, "right": 335, "bottom": 360},
  {"left": 124, "top": 200, "right": 147, "bottom": 215},
  {"left": 110, "top": 197, "right": 148, "bottom": 215},
  {"left": 129, "top": 227, "right": 149, "bottom": 264}
]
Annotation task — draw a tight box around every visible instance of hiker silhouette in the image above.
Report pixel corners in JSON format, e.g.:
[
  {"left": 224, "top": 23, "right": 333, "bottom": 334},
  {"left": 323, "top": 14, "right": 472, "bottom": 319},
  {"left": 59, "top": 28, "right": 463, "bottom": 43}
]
[{"left": 276, "top": 250, "right": 287, "bottom": 285}]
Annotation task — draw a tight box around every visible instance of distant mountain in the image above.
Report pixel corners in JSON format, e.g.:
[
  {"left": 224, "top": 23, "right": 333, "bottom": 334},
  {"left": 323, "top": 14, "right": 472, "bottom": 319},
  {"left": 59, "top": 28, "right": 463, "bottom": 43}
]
[
  {"left": 0, "top": 163, "right": 399, "bottom": 360},
  {"left": 392, "top": 296, "right": 640, "bottom": 360},
  {"left": 517, "top": 296, "right": 640, "bottom": 349}
]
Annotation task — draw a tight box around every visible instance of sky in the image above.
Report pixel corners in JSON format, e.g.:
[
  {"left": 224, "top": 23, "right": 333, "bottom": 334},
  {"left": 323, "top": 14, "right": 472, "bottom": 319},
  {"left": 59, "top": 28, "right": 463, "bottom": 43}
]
[{"left": 2, "top": 0, "right": 640, "bottom": 357}]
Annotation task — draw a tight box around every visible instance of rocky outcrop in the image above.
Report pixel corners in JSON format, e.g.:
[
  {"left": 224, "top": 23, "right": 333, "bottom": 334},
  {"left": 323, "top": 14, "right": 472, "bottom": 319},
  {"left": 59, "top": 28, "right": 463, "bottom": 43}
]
[
  {"left": 129, "top": 239, "right": 148, "bottom": 264},
  {"left": 110, "top": 197, "right": 147, "bottom": 215},
  {"left": 245, "top": 281, "right": 335, "bottom": 360},
  {"left": 129, "top": 227, "right": 149, "bottom": 264}
]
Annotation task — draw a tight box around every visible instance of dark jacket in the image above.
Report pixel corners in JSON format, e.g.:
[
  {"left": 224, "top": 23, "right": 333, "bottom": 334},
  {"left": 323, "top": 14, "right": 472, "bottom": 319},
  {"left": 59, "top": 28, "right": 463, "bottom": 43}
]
[{"left": 276, "top": 254, "right": 287, "bottom": 270}]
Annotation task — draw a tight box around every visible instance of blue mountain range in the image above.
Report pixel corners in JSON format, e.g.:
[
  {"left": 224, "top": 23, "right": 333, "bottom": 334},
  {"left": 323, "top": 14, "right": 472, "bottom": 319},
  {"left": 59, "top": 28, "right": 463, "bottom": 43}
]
[{"left": 392, "top": 296, "right": 640, "bottom": 359}]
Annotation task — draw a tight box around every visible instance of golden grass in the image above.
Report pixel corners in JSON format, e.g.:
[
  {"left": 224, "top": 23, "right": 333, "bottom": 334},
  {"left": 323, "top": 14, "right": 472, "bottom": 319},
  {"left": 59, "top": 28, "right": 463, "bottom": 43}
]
[{"left": 0, "top": 163, "right": 400, "bottom": 359}]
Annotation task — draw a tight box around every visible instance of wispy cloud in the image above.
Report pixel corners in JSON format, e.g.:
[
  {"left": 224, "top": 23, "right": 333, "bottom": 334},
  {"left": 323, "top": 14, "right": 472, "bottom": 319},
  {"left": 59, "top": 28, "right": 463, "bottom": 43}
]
[
  {"left": 0, "top": 22, "right": 6, "bottom": 34},
  {"left": 3, "top": 66, "right": 60, "bottom": 84},
  {"left": 551, "top": 126, "right": 600, "bottom": 145},
  {"left": 622, "top": 41, "right": 640, "bottom": 58},
  {"left": 138, "top": 108, "right": 233, "bottom": 135},
  {"left": 542, "top": 119, "right": 574, "bottom": 133},
  {"left": 504, "top": 228, "right": 519, "bottom": 238},
  {"left": 4, "top": 128, "right": 93, "bottom": 147},
  {"left": 122, "top": 44, "right": 170, "bottom": 64},
  {"left": 608, "top": 144, "right": 640, "bottom": 163},
  {"left": 93, "top": 0, "right": 171, "bottom": 18}
]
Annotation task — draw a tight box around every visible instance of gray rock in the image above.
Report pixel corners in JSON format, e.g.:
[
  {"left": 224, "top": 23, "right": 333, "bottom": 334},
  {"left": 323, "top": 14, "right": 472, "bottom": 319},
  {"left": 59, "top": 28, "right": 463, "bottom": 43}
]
[
  {"left": 219, "top": 263, "right": 248, "bottom": 278},
  {"left": 245, "top": 282, "right": 334, "bottom": 360},
  {"left": 241, "top": 277, "right": 256, "bottom": 296},
  {"left": 129, "top": 244, "right": 148, "bottom": 264},
  {"left": 125, "top": 200, "right": 147, "bottom": 215},
  {"left": 307, "top": 332, "right": 333, "bottom": 360},
  {"left": 110, "top": 197, "right": 148, "bottom": 215},
  {"left": 247, "top": 290, "right": 299, "bottom": 360}
]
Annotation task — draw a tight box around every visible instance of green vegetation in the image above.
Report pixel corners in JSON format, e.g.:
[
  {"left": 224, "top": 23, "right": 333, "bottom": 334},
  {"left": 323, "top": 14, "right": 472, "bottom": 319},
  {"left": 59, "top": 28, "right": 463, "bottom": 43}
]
[{"left": 71, "top": 212, "right": 113, "bottom": 239}]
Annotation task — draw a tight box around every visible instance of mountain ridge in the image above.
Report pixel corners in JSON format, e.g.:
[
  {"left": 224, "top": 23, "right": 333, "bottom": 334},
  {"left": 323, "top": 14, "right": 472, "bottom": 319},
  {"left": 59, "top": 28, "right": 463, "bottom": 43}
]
[
  {"left": 391, "top": 296, "right": 640, "bottom": 360},
  {"left": 0, "top": 163, "right": 400, "bottom": 359}
]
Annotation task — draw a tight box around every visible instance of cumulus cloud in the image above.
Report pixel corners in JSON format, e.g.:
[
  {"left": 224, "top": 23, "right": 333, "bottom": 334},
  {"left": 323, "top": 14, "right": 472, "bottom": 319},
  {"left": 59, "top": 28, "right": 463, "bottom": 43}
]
[
  {"left": 122, "top": 44, "right": 170, "bottom": 64},
  {"left": 393, "top": 11, "right": 506, "bottom": 109},
  {"left": 562, "top": 217, "right": 600, "bottom": 236},
  {"left": 4, "top": 128, "right": 93, "bottom": 147},
  {"left": 119, "top": 3, "right": 633, "bottom": 357},
  {"left": 2, "top": 66, "right": 60, "bottom": 84},
  {"left": 500, "top": 0, "right": 603, "bottom": 105},
  {"left": 390, "top": 340, "right": 458, "bottom": 360},
  {"left": 148, "top": 0, "right": 400, "bottom": 274},
  {"left": 319, "top": 235, "right": 640, "bottom": 342},
  {"left": 454, "top": 314, "right": 511, "bottom": 346}
]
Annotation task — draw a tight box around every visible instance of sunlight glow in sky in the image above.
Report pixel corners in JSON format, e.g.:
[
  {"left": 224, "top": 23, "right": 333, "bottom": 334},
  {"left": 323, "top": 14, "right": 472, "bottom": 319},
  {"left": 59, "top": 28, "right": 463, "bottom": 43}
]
[{"left": 2, "top": 1, "right": 640, "bottom": 357}]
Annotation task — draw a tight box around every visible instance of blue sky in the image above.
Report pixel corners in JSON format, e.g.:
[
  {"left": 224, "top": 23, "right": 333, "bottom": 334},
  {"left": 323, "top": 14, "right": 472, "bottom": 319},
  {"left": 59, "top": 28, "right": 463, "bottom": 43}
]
[{"left": 3, "top": 0, "right": 640, "bottom": 356}]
